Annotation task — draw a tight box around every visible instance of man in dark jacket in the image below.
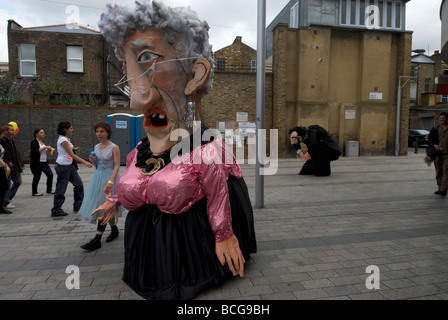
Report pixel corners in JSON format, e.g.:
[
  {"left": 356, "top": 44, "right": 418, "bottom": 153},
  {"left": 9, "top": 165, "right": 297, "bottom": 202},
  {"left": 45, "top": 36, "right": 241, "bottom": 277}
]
[
  {"left": 427, "top": 112, "right": 448, "bottom": 197},
  {"left": 289, "top": 125, "right": 341, "bottom": 176},
  {"left": 0, "top": 123, "right": 24, "bottom": 209}
]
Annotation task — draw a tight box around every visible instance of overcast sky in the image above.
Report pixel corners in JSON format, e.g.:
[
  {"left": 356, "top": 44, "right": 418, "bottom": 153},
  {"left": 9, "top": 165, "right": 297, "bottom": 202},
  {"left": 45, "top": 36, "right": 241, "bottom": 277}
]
[{"left": 0, "top": 0, "right": 443, "bottom": 63}]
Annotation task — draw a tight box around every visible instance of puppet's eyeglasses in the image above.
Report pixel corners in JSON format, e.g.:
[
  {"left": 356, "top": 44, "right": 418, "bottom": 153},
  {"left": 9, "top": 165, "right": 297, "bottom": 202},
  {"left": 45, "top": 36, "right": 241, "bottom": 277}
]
[{"left": 114, "top": 56, "right": 201, "bottom": 97}]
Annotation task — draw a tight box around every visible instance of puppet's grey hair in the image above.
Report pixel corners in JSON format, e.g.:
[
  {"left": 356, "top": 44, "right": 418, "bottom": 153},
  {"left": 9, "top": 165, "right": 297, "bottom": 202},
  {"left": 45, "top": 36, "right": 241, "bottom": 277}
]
[{"left": 99, "top": 0, "right": 214, "bottom": 97}]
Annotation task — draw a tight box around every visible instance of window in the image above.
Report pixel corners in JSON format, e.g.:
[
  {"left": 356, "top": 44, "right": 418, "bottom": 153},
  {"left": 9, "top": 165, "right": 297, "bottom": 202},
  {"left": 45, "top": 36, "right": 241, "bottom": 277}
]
[
  {"left": 340, "top": 0, "right": 402, "bottom": 30},
  {"left": 424, "top": 78, "right": 432, "bottom": 92},
  {"left": 395, "top": 2, "right": 401, "bottom": 28},
  {"left": 410, "top": 66, "right": 418, "bottom": 78},
  {"left": 19, "top": 44, "right": 36, "bottom": 77},
  {"left": 290, "top": 2, "right": 299, "bottom": 28},
  {"left": 359, "top": 1, "right": 366, "bottom": 24},
  {"left": 350, "top": 0, "right": 357, "bottom": 25},
  {"left": 341, "top": 0, "right": 347, "bottom": 24},
  {"left": 67, "top": 46, "right": 83, "bottom": 72},
  {"left": 442, "top": 95, "right": 448, "bottom": 103},
  {"left": 217, "top": 59, "right": 226, "bottom": 72},
  {"left": 251, "top": 60, "right": 257, "bottom": 73},
  {"left": 410, "top": 83, "right": 417, "bottom": 101},
  {"left": 386, "top": 1, "right": 392, "bottom": 28}
]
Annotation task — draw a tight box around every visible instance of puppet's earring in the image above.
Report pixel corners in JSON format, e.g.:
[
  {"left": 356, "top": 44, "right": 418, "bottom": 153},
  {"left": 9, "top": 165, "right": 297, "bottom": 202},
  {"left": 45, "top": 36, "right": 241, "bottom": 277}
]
[{"left": 184, "top": 97, "right": 196, "bottom": 128}]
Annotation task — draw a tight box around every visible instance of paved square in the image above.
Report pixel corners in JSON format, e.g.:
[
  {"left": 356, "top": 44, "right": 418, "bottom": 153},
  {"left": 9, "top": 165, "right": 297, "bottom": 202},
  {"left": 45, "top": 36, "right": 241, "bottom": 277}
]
[{"left": 1, "top": 149, "right": 447, "bottom": 300}]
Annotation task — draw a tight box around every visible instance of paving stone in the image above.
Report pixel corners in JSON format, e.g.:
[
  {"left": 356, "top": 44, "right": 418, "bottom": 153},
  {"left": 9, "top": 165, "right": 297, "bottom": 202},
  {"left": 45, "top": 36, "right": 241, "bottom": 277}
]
[
  {"left": 323, "top": 284, "right": 360, "bottom": 297},
  {"left": 293, "top": 288, "right": 330, "bottom": 300}
]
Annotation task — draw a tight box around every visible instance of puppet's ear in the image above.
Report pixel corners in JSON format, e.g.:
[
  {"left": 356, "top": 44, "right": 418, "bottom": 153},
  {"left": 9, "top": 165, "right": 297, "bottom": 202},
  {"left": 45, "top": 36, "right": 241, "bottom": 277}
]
[{"left": 184, "top": 58, "right": 211, "bottom": 96}]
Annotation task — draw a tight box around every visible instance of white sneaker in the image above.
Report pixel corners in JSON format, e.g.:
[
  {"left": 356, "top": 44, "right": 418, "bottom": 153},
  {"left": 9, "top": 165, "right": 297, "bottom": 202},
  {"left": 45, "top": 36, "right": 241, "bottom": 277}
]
[{"left": 5, "top": 203, "right": 15, "bottom": 209}]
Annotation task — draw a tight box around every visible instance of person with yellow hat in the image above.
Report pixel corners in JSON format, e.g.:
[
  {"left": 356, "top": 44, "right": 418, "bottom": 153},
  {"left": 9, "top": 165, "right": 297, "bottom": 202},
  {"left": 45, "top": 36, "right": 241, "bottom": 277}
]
[{"left": 1, "top": 122, "right": 25, "bottom": 209}]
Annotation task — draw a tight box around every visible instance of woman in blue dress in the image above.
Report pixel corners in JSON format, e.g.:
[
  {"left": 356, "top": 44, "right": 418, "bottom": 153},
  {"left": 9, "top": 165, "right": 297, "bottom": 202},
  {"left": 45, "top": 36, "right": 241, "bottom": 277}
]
[{"left": 79, "top": 122, "right": 124, "bottom": 251}]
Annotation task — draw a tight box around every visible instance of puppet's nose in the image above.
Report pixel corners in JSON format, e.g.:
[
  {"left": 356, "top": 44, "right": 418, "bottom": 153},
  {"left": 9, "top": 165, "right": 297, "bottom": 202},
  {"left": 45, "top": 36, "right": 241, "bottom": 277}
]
[{"left": 130, "top": 86, "right": 161, "bottom": 111}]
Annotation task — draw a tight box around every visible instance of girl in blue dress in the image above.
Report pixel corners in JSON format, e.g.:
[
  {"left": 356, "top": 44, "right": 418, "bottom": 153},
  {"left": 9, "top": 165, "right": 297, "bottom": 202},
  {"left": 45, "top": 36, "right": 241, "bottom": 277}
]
[{"left": 79, "top": 122, "right": 124, "bottom": 251}]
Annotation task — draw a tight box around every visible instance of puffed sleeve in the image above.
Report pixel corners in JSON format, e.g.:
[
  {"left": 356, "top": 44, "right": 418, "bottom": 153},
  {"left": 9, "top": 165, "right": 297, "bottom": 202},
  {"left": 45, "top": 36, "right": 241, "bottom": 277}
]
[
  {"left": 194, "top": 141, "right": 236, "bottom": 243},
  {"left": 114, "top": 146, "right": 140, "bottom": 209}
]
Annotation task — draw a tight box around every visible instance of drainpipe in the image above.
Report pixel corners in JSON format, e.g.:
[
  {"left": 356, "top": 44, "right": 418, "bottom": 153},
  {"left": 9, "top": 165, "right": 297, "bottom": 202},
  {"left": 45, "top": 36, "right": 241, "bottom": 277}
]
[{"left": 395, "top": 76, "right": 416, "bottom": 157}]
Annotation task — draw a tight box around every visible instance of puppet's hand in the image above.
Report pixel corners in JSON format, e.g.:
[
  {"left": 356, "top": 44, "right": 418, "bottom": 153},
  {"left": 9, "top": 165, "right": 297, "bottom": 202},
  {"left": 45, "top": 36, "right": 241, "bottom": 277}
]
[
  {"left": 215, "top": 235, "right": 245, "bottom": 277},
  {"left": 103, "top": 183, "right": 113, "bottom": 195},
  {"left": 91, "top": 191, "right": 119, "bottom": 226},
  {"left": 299, "top": 153, "right": 309, "bottom": 163}
]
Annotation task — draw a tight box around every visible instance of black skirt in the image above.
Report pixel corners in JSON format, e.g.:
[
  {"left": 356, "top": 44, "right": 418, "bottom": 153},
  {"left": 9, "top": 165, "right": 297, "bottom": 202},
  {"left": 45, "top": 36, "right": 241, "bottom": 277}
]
[{"left": 122, "top": 176, "right": 257, "bottom": 300}]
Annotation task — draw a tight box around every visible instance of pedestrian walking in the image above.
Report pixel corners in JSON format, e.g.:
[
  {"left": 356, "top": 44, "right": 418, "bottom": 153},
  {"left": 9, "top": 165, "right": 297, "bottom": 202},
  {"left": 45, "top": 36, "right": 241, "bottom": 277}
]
[
  {"left": 30, "top": 128, "right": 55, "bottom": 196},
  {"left": 0, "top": 126, "right": 12, "bottom": 214},
  {"left": 428, "top": 112, "right": 448, "bottom": 197},
  {"left": 51, "top": 121, "right": 92, "bottom": 217},
  {"left": 1, "top": 122, "right": 25, "bottom": 210},
  {"left": 79, "top": 122, "right": 124, "bottom": 251}
]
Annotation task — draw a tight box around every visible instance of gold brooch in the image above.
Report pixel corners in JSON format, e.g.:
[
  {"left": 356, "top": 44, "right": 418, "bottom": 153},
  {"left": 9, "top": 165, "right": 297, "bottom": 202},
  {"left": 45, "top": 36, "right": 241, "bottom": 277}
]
[{"left": 140, "top": 158, "right": 166, "bottom": 176}]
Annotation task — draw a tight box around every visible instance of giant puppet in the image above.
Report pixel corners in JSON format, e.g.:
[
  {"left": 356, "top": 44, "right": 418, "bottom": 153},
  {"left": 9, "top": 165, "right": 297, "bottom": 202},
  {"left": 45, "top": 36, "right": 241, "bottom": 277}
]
[{"left": 93, "top": 1, "right": 256, "bottom": 300}]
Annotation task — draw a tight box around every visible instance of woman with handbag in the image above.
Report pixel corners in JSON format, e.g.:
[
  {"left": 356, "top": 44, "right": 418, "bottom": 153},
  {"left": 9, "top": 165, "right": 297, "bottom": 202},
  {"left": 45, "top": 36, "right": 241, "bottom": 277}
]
[{"left": 30, "top": 128, "right": 55, "bottom": 196}]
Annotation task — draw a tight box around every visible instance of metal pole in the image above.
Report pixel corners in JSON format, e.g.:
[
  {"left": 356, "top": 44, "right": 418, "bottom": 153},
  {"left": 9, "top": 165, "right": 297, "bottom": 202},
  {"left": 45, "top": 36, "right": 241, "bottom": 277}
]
[
  {"left": 255, "top": 0, "right": 266, "bottom": 208},
  {"left": 395, "top": 78, "right": 402, "bottom": 157},
  {"left": 395, "top": 76, "right": 415, "bottom": 157}
]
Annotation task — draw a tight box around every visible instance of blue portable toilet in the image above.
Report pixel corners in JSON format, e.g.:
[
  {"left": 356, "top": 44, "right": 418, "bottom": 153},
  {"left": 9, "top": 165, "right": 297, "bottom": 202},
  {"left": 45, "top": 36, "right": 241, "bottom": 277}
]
[{"left": 107, "top": 113, "right": 135, "bottom": 165}]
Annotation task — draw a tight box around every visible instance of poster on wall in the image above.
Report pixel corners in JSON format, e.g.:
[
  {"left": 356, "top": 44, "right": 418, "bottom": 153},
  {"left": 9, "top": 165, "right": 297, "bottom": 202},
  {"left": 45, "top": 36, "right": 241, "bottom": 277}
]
[
  {"left": 369, "top": 92, "right": 383, "bottom": 100},
  {"left": 345, "top": 110, "right": 356, "bottom": 120},
  {"left": 236, "top": 112, "right": 248, "bottom": 122}
]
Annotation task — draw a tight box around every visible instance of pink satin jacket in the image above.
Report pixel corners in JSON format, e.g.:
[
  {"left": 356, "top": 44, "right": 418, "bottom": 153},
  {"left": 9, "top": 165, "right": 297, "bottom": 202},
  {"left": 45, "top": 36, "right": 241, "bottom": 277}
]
[{"left": 115, "top": 140, "right": 242, "bottom": 243}]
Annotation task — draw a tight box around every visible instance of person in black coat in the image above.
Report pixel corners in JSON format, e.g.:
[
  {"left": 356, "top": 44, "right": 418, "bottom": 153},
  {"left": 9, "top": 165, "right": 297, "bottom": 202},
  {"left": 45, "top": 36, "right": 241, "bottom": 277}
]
[
  {"left": 1, "top": 123, "right": 25, "bottom": 209},
  {"left": 0, "top": 126, "right": 12, "bottom": 214},
  {"left": 30, "top": 128, "right": 54, "bottom": 196},
  {"left": 289, "top": 125, "right": 341, "bottom": 176},
  {"left": 427, "top": 112, "right": 448, "bottom": 196}
]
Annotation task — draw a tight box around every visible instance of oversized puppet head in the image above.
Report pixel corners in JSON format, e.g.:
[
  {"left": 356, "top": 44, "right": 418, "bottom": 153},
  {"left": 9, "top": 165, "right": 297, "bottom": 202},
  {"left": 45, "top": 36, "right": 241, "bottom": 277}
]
[{"left": 99, "top": 1, "right": 214, "bottom": 154}]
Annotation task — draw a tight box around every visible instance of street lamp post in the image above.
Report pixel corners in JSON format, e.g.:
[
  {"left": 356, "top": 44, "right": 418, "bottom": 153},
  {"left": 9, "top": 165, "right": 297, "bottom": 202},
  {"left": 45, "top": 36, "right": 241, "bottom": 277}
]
[{"left": 255, "top": 0, "right": 266, "bottom": 208}]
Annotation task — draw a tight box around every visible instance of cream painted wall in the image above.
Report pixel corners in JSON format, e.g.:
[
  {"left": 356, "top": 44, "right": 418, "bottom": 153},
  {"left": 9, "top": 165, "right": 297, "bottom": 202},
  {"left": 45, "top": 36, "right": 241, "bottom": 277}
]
[{"left": 276, "top": 24, "right": 411, "bottom": 156}]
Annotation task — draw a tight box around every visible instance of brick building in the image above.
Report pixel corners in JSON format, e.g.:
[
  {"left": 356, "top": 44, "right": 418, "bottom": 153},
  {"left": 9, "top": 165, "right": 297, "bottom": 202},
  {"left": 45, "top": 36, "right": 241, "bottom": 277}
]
[
  {"left": 270, "top": 0, "right": 413, "bottom": 157},
  {"left": 409, "top": 51, "right": 448, "bottom": 130},
  {"left": 202, "top": 37, "right": 273, "bottom": 159},
  {"left": 213, "top": 36, "right": 258, "bottom": 73},
  {"left": 7, "top": 19, "right": 126, "bottom": 106},
  {"left": 410, "top": 51, "right": 447, "bottom": 106}
]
